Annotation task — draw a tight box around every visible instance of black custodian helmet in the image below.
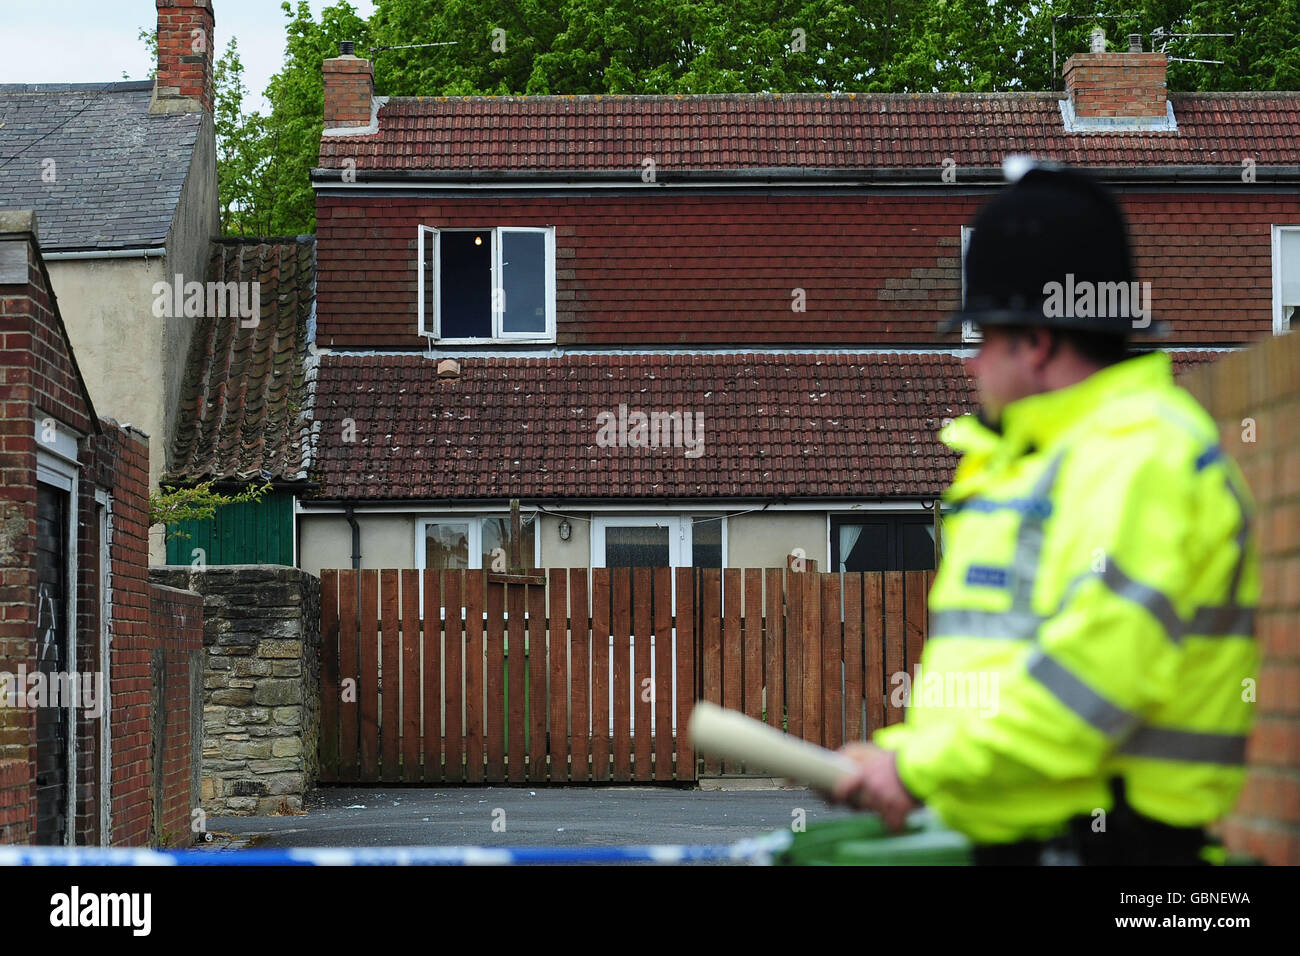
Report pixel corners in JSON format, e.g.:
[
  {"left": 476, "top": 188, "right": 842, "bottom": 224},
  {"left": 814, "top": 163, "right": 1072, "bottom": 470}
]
[{"left": 941, "top": 160, "right": 1167, "bottom": 336}]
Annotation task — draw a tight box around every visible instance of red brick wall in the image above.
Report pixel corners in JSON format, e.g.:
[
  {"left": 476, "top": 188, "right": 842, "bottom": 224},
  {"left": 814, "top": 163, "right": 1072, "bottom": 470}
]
[
  {"left": 147, "top": 584, "right": 203, "bottom": 846},
  {"left": 154, "top": 0, "right": 215, "bottom": 113},
  {"left": 315, "top": 192, "right": 1295, "bottom": 349},
  {"left": 1064, "top": 53, "right": 1168, "bottom": 119},
  {"left": 86, "top": 424, "right": 203, "bottom": 847},
  {"left": 2, "top": 225, "right": 205, "bottom": 847},
  {"left": 323, "top": 55, "right": 373, "bottom": 128},
  {"left": 1178, "top": 330, "right": 1300, "bottom": 865},
  {"left": 0, "top": 227, "right": 96, "bottom": 840},
  {"left": 0, "top": 760, "right": 28, "bottom": 844}
]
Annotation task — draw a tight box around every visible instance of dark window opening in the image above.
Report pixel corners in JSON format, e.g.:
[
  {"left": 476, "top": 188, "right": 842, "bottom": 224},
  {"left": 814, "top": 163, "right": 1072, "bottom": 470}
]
[
  {"left": 831, "top": 515, "right": 936, "bottom": 572},
  {"left": 439, "top": 231, "right": 491, "bottom": 338}
]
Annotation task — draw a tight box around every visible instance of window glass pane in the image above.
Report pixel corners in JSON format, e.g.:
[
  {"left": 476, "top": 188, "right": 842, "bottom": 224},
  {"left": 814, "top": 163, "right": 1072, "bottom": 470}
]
[
  {"left": 481, "top": 515, "right": 536, "bottom": 571},
  {"left": 837, "top": 520, "right": 888, "bottom": 572},
  {"left": 1282, "top": 229, "right": 1300, "bottom": 306},
  {"left": 692, "top": 517, "right": 722, "bottom": 568},
  {"left": 605, "top": 525, "right": 670, "bottom": 568},
  {"left": 500, "top": 230, "right": 547, "bottom": 333},
  {"left": 439, "top": 231, "right": 491, "bottom": 337},
  {"left": 899, "top": 521, "right": 937, "bottom": 571},
  {"left": 425, "top": 522, "right": 471, "bottom": 570}
]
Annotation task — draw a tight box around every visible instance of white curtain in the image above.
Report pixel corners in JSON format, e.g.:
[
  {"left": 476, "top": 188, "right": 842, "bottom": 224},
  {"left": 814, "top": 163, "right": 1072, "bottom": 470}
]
[{"left": 838, "top": 524, "right": 864, "bottom": 571}]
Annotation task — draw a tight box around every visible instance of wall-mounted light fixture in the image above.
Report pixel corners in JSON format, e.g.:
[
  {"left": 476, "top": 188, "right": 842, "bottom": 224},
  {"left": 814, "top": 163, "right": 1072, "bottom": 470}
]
[{"left": 558, "top": 518, "right": 571, "bottom": 541}]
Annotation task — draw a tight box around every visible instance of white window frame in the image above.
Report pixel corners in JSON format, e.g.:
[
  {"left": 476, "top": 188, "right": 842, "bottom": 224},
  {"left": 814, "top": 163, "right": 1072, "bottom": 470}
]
[
  {"left": 591, "top": 515, "right": 687, "bottom": 570},
  {"left": 1272, "top": 224, "right": 1300, "bottom": 335},
  {"left": 417, "top": 225, "right": 556, "bottom": 344},
  {"left": 415, "top": 513, "right": 542, "bottom": 612},
  {"left": 94, "top": 489, "right": 112, "bottom": 846},
  {"left": 415, "top": 514, "right": 542, "bottom": 573},
  {"left": 960, "top": 225, "right": 982, "bottom": 343}
]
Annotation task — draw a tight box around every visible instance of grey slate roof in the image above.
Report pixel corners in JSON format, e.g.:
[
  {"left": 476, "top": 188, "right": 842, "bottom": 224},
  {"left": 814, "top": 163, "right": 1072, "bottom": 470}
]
[{"left": 0, "top": 81, "right": 201, "bottom": 251}]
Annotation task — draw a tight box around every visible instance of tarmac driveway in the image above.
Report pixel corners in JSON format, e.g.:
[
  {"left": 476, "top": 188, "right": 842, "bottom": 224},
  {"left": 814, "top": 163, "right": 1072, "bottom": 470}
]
[{"left": 203, "top": 785, "right": 858, "bottom": 863}]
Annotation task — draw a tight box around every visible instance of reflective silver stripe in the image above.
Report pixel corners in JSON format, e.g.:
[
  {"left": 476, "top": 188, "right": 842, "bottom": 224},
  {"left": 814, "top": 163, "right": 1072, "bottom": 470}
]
[
  {"left": 929, "top": 607, "right": 1044, "bottom": 640},
  {"left": 1026, "top": 650, "right": 1141, "bottom": 739},
  {"left": 1187, "top": 604, "right": 1255, "bottom": 637},
  {"left": 1096, "top": 560, "right": 1186, "bottom": 642},
  {"left": 1055, "top": 561, "right": 1253, "bottom": 643},
  {"left": 930, "top": 451, "right": 1066, "bottom": 643},
  {"left": 1117, "top": 726, "right": 1248, "bottom": 765},
  {"left": 1008, "top": 452, "right": 1066, "bottom": 612}
]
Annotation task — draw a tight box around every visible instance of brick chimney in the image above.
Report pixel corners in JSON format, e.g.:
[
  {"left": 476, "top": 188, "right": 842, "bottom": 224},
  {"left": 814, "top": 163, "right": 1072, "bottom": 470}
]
[
  {"left": 1062, "top": 30, "right": 1168, "bottom": 122},
  {"left": 151, "top": 0, "right": 215, "bottom": 114},
  {"left": 323, "top": 42, "right": 375, "bottom": 130}
]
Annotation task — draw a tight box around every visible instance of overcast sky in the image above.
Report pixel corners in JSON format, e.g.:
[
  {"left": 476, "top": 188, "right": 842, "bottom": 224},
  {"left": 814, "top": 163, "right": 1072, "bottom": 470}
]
[{"left": 0, "top": 0, "right": 376, "bottom": 112}]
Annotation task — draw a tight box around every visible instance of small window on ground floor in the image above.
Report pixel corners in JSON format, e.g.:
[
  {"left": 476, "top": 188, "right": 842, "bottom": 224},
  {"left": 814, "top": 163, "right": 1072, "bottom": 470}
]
[
  {"left": 831, "top": 515, "right": 936, "bottom": 572},
  {"left": 417, "top": 515, "right": 538, "bottom": 572},
  {"left": 592, "top": 515, "right": 726, "bottom": 570}
]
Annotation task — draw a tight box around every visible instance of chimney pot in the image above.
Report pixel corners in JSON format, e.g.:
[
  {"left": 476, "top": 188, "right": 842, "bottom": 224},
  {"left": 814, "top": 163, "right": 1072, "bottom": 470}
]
[
  {"left": 340, "top": 40, "right": 355, "bottom": 55},
  {"left": 1128, "top": 34, "right": 1143, "bottom": 53},
  {"left": 1089, "top": 27, "right": 1106, "bottom": 53}
]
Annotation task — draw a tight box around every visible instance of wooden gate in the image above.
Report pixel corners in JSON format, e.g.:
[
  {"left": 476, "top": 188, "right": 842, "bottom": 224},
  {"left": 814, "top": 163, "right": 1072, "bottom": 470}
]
[{"left": 318, "top": 567, "right": 932, "bottom": 784}]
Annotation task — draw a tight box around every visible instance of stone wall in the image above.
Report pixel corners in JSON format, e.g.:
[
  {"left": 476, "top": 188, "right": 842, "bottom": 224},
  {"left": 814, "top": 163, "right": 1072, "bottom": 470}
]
[{"left": 150, "top": 566, "right": 320, "bottom": 815}]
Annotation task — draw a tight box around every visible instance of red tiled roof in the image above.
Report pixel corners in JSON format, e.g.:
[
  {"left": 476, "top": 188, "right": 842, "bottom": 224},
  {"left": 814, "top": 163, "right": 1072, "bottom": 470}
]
[
  {"left": 319, "top": 93, "right": 1300, "bottom": 173},
  {"left": 168, "top": 239, "right": 316, "bottom": 483},
  {"left": 311, "top": 352, "right": 976, "bottom": 501},
  {"left": 1170, "top": 350, "right": 1232, "bottom": 375},
  {"left": 309, "top": 348, "right": 1236, "bottom": 502}
]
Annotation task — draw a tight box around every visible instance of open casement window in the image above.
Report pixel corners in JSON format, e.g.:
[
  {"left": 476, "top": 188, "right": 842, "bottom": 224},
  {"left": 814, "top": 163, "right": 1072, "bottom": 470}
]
[
  {"left": 960, "top": 226, "right": 982, "bottom": 344},
  {"left": 417, "top": 226, "right": 555, "bottom": 343},
  {"left": 830, "top": 515, "right": 936, "bottom": 572},
  {"left": 1274, "top": 225, "right": 1300, "bottom": 335}
]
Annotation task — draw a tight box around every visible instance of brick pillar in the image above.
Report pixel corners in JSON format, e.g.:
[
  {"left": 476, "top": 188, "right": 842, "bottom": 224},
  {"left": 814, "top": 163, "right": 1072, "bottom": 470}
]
[
  {"left": 323, "top": 48, "right": 374, "bottom": 129},
  {"left": 1063, "top": 52, "right": 1167, "bottom": 119},
  {"left": 153, "top": 0, "right": 215, "bottom": 114}
]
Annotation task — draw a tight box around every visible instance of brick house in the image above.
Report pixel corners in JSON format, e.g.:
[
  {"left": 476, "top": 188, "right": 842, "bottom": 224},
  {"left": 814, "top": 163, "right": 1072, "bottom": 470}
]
[
  {"left": 0, "top": 211, "right": 203, "bottom": 847},
  {"left": 290, "top": 37, "right": 1300, "bottom": 583},
  {"left": 0, "top": 0, "right": 220, "bottom": 563}
]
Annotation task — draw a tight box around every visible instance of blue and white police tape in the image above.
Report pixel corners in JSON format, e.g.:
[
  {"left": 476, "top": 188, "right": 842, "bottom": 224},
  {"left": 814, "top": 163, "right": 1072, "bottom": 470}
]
[{"left": 0, "top": 830, "right": 793, "bottom": 866}]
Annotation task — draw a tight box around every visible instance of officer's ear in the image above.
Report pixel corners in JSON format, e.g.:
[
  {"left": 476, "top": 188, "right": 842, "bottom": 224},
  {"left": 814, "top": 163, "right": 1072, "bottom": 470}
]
[{"left": 1021, "top": 327, "right": 1059, "bottom": 369}]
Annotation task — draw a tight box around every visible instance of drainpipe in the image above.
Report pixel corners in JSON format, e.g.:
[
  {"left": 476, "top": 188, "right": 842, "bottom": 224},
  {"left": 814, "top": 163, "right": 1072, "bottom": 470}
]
[{"left": 345, "top": 504, "right": 361, "bottom": 570}]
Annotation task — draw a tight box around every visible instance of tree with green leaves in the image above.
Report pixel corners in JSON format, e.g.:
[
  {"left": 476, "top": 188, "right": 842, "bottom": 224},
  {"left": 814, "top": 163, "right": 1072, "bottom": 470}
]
[
  {"left": 151, "top": 480, "right": 272, "bottom": 542},
  {"left": 140, "top": 0, "right": 1300, "bottom": 235},
  {"left": 252, "top": 1, "right": 372, "bottom": 235}
]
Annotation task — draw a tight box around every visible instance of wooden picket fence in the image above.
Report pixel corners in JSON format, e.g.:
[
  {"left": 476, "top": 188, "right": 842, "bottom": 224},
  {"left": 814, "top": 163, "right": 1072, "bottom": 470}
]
[{"left": 318, "top": 567, "right": 934, "bottom": 784}]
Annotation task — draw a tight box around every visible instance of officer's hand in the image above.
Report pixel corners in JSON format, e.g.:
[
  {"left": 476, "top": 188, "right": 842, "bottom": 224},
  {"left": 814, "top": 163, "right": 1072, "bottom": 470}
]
[{"left": 826, "top": 742, "right": 919, "bottom": 832}]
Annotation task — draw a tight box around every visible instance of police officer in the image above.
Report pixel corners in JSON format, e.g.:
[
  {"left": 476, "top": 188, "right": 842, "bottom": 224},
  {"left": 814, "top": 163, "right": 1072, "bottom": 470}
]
[{"left": 827, "top": 162, "right": 1260, "bottom": 865}]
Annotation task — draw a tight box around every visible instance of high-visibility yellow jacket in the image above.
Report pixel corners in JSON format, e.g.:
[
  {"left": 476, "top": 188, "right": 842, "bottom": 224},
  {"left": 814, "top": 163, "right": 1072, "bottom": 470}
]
[{"left": 872, "top": 351, "right": 1260, "bottom": 845}]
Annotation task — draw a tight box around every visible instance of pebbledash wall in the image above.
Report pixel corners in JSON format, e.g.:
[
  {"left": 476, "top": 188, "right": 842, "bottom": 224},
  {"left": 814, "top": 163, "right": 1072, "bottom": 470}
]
[
  {"left": 151, "top": 566, "right": 321, "bottom": 815},
  {"left": 1, "top": 210, "right": 204, "bottom": 847},
  {"left": 1178, "top": 329, "right": 1300, "bottom": 866}
]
